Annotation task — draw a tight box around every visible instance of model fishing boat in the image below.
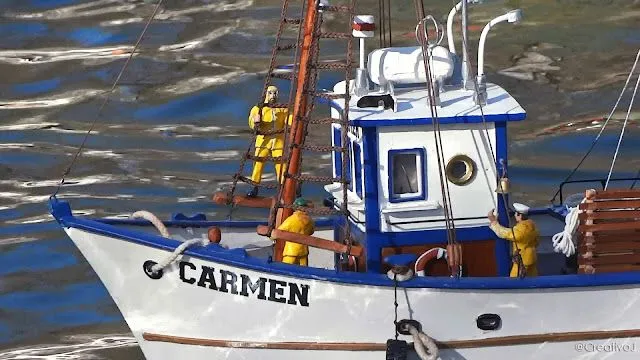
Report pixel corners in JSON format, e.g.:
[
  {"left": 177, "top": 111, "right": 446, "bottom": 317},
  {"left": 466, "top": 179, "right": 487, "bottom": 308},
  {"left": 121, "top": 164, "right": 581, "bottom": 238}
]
[{"left": 48, "top": 0, "right": 640, "bottom": 358}]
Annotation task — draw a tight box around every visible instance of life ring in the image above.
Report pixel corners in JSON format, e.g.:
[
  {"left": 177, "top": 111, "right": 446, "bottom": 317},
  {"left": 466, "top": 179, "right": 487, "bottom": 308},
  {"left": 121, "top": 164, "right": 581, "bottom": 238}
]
[{"left": 414, "top": 247, "right": 447, "bottom": 276}]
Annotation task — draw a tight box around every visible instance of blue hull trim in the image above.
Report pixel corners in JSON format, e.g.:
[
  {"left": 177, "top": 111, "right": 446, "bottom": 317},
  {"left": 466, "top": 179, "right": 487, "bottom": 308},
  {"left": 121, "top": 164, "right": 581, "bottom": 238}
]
[
  {"left": 349, "top": 113, "right": 526, "bottom": 128},
  {"left": 49, "top": 197, "right": 640, "bottom": 289},
  {"left": 96, "top": 215, "right": 335, "bottom": 228}
]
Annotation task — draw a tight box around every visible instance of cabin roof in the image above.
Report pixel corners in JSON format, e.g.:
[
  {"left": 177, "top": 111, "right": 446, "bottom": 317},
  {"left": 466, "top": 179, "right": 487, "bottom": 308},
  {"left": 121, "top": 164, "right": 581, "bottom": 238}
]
[{"left": 331, "top": 82, "right": 526, "bottom": 128}]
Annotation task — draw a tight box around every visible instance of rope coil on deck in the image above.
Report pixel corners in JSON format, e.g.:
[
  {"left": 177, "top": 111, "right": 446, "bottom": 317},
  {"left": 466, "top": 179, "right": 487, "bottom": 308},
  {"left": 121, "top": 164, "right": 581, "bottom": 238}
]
[{"left": 551, "top": 197, "right": 586, "bottom": 257}]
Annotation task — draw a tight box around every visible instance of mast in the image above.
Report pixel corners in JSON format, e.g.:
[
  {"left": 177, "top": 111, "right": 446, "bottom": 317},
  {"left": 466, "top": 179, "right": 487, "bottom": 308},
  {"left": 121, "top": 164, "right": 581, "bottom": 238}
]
[
  {"left": 271, "top": 0, "right": 319, "bottom": 259},
  {"left": 216, "top": 0, "right": 360, "bottom": 264},
  {"left": 281, "top": 0, "right": 317, "bottom": 218}
]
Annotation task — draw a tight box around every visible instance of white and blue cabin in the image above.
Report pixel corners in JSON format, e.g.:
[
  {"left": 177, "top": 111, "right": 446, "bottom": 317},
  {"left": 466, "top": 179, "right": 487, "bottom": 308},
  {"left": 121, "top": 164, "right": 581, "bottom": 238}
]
[{"left": 323, "top": 44, "right": 527, "bottom": 276}]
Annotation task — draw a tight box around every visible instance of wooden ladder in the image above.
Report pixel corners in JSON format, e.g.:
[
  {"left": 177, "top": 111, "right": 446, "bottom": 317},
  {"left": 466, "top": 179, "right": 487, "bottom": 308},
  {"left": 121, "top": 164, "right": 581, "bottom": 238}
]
[
  {"left": 260, "top": 0, "right": 361, "bottom": 263},
  {"left": 213, "top": 0, "right": 363, "bottom": 264}
]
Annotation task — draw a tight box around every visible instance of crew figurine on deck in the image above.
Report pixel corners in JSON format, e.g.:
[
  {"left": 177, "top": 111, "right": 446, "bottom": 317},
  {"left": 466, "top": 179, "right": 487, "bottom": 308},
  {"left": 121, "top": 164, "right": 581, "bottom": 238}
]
[
  {"left": 246, "top": 85, "right": 292, "bottom": 198},
  {"left": 273, "top": 197, "right": 315, "bottom": 266},
  {"left": 488, "top": 203, "right": 540, "bottom": 278}
]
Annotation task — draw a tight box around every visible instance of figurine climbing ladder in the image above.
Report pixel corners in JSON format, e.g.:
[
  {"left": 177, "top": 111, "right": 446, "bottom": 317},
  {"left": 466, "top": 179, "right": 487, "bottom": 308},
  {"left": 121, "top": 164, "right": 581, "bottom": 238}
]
[{"left": 214, "top": 0, "right": 361, "bottom": 263}]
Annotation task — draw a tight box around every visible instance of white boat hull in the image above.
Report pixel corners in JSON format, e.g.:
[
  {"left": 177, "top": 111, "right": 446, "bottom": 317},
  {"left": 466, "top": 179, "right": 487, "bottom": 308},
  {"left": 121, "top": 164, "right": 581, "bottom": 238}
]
[{"left": 62, "top": 224, "right": 640, "bottom": 360}]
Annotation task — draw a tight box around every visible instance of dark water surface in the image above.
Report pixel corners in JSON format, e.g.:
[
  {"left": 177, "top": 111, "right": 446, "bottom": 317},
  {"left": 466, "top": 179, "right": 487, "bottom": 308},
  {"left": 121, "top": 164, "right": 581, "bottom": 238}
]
[{"left": 0, "top": 0, "right": 639, "bottom": 358}]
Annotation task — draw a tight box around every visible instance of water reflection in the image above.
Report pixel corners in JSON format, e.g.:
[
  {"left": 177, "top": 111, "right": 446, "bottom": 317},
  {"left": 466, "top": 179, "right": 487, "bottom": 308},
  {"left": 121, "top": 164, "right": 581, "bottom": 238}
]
[{"left": 0, "top": 0, "right": 639, "bottom": 357}]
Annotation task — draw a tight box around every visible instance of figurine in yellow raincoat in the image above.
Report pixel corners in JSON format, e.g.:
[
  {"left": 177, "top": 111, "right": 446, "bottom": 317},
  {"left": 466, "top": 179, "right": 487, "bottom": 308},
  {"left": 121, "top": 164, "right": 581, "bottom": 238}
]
[
  {"left": 273, "top": 198, "right": 314, "bottom": 266},
  {"left": 487, "top": 203, "right": 540, "bottom": 277},
  {"left": 246, "top": 85, "right": 292, "bottom": 197}
]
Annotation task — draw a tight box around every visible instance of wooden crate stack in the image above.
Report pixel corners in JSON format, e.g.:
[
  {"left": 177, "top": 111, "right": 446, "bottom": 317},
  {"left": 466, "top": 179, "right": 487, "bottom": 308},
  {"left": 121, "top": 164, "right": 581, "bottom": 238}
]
[{"left": 577, "top": 188, "right": 640, "bottom": 274}]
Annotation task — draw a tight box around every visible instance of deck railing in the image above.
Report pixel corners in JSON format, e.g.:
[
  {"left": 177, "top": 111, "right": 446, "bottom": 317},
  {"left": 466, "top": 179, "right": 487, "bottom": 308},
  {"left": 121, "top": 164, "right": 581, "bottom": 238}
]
[{"left": 554, "top": 177, "right": 640, "bottom": 205}]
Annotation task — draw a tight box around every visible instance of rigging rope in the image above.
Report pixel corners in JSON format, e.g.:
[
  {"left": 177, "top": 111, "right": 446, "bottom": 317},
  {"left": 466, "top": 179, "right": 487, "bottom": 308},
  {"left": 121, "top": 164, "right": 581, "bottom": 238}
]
[
  {"left": 630, "top": 167, "right": 640, "bottom": 189},
  {"left": 226, "top": 0, "right": 301, "bottom": 209},
  {"left": 51, "top": 0, "right": 165, "bottom": 198},
  {"left": 378, "top": 0, "right": 392, "bottom": 47},
  {"left": 380, "top": 0, "right": 386, "bottom": 47},
  {"left": 413, "top": 7, "right": 457, "bottom": 247},
  {"left": 339, "top": 0, "right": 356, "bottom": 250},
  {"left": 266, "top": 0, "right": 308, "bottom": 232},
  {"left": 266, "top": 0, "right": 356, "bottom": 257},
  {"left": 457, "top": 14, "right": 525, "bottom": 277},
  {"left": 604, "top": 64, "right": 640, "bottom": 190},
  {"left": 550, "top": 49, "right": 640, "bottom": 202},
  {"left": 386, "top": 0, "right": 391, "bottom": 46}
]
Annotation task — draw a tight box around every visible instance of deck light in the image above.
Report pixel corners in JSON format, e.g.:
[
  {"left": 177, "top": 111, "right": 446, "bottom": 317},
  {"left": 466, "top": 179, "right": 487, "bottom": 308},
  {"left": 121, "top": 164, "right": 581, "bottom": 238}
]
[
  {"left": 446, "top": 0, "right": 481, "bottom": 55},
  {"left": 475, "top": 9, "right": 522, "bottom": 105}
]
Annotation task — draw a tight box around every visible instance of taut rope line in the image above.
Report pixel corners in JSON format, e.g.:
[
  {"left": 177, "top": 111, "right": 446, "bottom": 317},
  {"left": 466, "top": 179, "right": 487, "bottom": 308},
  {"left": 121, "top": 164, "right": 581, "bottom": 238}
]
[
  {"left": 51, "top": 0, "right": 165, "bottom": 198},
  {"left": 458, "top": 21, "right": 525, "bottom": 276},
  {"left": 413, "top": 12, "right": 457, "bottom": 246},
  {"left": 550, "top": 49, "right": 640, "bottom": 202},
  {"left": 605, "top": 58, "right": 640, "bottom": 190}
]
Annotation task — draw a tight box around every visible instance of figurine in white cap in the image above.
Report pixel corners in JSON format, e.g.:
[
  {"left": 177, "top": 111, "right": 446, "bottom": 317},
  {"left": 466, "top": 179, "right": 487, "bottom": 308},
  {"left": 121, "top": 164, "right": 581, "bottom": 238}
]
[
  {"left": 487, "top": 202, "right": 540, "bottom": 278},
  {"left": 512, "top": 202, "right": 529, "bottom": 215}
]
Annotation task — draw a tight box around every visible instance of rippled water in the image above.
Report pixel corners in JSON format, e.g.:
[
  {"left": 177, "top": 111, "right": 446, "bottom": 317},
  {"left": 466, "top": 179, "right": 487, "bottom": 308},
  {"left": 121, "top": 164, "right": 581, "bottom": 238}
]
[{"left": 0, "top": 0, "right": 639, "bottom": 358}]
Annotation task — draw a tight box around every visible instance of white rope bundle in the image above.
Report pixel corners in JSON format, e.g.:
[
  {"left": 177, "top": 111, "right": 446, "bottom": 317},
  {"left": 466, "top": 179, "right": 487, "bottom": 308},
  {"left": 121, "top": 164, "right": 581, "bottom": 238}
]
[
  {"left": 130, "top": 210, "right": 209, "bottom": 274},
  {"left": 151, "top": 237, "right": 209, "bottom": 274},
  {"left": 551, "top": 198, "right": 586, "bottom": 257},
  {"left": 407, "top": 324, "right": 439, "bottom": 360},
  {"left": 131, "top": 210, "right": 169, "bottom": 238}
]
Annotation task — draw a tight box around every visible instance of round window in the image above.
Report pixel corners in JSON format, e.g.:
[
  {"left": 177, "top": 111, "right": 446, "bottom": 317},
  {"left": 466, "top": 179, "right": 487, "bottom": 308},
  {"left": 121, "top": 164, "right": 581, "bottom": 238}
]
[{"left": 445, "top": 155, "right": 476, "bottom": 185}]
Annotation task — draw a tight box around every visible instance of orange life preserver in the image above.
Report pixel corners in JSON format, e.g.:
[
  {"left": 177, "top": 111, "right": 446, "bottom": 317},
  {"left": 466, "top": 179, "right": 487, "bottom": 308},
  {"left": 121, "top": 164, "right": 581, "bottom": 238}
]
[{"left": 414, "top": 247, "right": 447, "bottom": 276}]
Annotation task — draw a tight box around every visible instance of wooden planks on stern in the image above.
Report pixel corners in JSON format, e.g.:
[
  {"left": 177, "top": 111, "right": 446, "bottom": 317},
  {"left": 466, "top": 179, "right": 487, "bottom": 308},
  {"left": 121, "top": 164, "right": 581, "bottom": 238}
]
[{"left": 577, "top": 189, "right": 640, "bottom": 274}]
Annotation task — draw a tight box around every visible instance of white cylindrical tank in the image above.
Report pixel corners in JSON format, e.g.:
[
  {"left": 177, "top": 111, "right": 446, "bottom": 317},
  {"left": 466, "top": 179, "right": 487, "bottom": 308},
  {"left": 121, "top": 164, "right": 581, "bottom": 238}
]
[{"left": 367, "top": 45, "right": 454, "bottom": 85}]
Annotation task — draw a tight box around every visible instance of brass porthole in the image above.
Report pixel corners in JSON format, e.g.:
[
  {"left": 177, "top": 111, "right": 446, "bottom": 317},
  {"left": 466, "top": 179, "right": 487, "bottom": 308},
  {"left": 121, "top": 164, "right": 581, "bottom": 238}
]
[{"left": 445, "top": 155, "right": 476, "bottom": 186}]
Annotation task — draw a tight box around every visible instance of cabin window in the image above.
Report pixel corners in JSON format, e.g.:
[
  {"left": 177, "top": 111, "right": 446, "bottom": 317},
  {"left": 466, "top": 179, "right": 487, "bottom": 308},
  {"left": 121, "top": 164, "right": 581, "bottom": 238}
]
[
  {"left": 388, "top": 148, "right": 426, "bottom": 202},
  {"left": 352, "top": 141, "right": 363, "bottom": 198},
  {"left": 332, "top": 126, "right": 342, "bottom": 178},
  {"left": 445, "top": 154, "right": 476, "bottom": 186}
]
